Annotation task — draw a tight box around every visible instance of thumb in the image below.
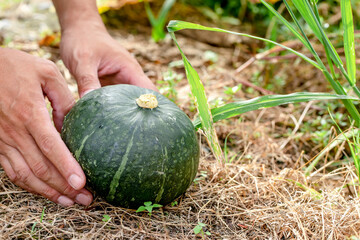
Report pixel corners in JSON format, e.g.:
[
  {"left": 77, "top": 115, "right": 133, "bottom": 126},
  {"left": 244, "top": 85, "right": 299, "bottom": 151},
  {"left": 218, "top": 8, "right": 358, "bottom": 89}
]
[{"left": 73, "top": 63, "right": 101, "bottom": 98}]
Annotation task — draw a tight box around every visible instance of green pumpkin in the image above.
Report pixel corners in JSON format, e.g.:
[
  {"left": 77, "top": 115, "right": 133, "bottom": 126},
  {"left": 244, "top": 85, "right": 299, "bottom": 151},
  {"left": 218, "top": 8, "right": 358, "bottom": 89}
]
[{"left": 61, "top": 84, "right": 200, "bottom": 209}]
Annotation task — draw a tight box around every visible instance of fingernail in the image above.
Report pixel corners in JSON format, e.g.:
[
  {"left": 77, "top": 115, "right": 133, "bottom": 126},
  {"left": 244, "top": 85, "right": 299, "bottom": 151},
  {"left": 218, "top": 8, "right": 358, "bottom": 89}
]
[
  {"left": 76, "top": 193, "right": 92, "bottom": 206},
  {"left": 68, "top": 174, "right": 84, "bottom": 190},
  {"left": 57, "top": 195, "right": 74, "bottom": 207}
]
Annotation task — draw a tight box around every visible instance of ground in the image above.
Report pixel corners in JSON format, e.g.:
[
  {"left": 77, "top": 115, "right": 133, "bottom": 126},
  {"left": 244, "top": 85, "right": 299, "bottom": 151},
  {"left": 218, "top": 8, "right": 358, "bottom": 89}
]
[{"left": 0, "top": 1, "right": 360, "bottom": 239}]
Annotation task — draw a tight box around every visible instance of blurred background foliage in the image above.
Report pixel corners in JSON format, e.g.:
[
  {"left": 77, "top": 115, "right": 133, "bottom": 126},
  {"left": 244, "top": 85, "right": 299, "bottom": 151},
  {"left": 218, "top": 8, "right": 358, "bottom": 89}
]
[{"left": 96, "top": 0, "right": 360, "bottom": 39}]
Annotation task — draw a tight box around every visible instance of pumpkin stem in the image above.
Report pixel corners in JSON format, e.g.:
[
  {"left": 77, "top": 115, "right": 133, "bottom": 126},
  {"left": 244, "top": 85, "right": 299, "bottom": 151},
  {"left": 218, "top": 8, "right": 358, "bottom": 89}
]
[{"left": 136, "top": 94, "right": 158, "bottom": 109}]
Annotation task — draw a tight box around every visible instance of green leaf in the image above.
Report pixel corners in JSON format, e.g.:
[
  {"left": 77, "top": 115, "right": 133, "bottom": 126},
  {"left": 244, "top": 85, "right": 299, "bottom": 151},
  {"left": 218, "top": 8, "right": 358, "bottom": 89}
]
[
  {"left": 157, "top": 0, "right": 176, "bottom": 28},
  {"left": 261, "top": 0, "right": 360, "bottom": 124},
  {"left": 136, "top": 206, "right": 147, "bottom": 213},
  {"left": 144, "top": 2, "right": 157, "bottom": 27},
  {"left": 198, "top": 222, "right": 206, "bottom": 227},
  {"left": 169, "top": 31, "right": 224, "bottom": 163},
  {"left": 167, "top": 20, "right": 321, "bottom": 70},
  {"left": 31, "top": 206, "right": 46, "bottom": 234},
  {"left": 144, "top": 201, "right": 152, "bottom": 206},
  {"left": 291, "top": 0, "right": 322, "bottom": 41},
  {"left": 145, "top": 0, "right": 175, "bottom": 42},
  {"left": 102, "top": 214, "right": 111, "bottom": 222},
  {"left": 145, "top": 206, "right": 153, "bottom": 213},
  {"left": 152, "top": 204, "right": 163, "bottom": 208},
  {"left": 260, "top": 0, "right": 311, "bottom": 51},
  {"left": 304, "top": 128, "right": 360, "bottom": 177},
  {"left": 193, "top": 93, "right": 358, "bottom": 129},
  {"left": 193, "top": 225, "right": 202, "bottom": 234},
  {"left": 168, "top": 19, "right": 360, "bottom": 127},
  {"left": 289, "top": 0, "right": 346, "bottom": 73},
  {"left": 341, "top": 0, "right": 356, "bottom": 85}
]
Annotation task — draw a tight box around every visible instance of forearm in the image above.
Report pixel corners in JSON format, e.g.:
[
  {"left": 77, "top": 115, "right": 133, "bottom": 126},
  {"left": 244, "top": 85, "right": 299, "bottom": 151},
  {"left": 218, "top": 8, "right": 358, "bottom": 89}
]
[{"left": 52, "top": 0, "right": 106, "bottom": 33}]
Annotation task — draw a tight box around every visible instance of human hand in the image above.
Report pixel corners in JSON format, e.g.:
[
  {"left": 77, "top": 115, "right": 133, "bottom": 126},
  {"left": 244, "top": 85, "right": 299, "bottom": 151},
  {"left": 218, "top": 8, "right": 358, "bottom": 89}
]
[
  {"left": 0, "top": 48, "right": 93, "bottom": 206},
  {"left": 59, "top": 20, "right": 157, "bottom": 98}
]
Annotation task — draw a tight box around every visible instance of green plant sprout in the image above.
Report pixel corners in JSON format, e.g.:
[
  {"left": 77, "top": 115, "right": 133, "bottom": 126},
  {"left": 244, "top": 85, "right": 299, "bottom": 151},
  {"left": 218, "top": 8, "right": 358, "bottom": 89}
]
[
  {"left": 193, "top": 171, "right": 208, "bottom": 184},
  {"left": 102, "top": 214, "right": 111, "bottom": 222},
  {"left": 136, "top": 201, "right": 163, "bottom": 216},
  {"left": 31, "top": 206, "right": 46, "bottom": 235},
  {"left": 193, "top": 222, "right": 211, "bottom": 238},
  {"left": 224, "top": 131, "right": 239, "bottom": 164},
  {"left": 157, "top": 69, "right": 182, "bottom": 102},
  {"left": 224, "top": 84, "right": 242, "bottom": 101},
  {"left": 145, "top": 0, "right": 176, "bottom": 42}
]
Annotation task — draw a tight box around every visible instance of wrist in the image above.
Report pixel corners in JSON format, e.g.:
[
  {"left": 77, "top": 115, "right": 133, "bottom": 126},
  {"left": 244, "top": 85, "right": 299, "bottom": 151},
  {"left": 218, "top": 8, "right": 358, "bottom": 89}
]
[
  {"left": 52, "top": 0, "right": 106, "bottom": 34},
  {"left": 61, "top": 17, "right": 107, "bottom": 36}
]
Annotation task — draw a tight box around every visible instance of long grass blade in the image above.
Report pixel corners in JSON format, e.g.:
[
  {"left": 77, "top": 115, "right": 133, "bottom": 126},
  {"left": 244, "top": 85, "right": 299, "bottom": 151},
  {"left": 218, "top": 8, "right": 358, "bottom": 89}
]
[
  {"left": 341, "top": 0, "right": 356, "bottom": 85},
  {"left": 168, "top": 20, "right": 360, "bottom": 126},
  {"left": 291, "top": 0, "right": 322, "bottom": 39},
  {"left": 144, "top": 1, "right": 157, "bottom": 26},
  {"left": 291, "top": 0, "right": 345, "bottom": 69},
  {"left": 158, "top": 0, "right": 176, "bottom": 27},
  {"left": 167, "top": 20, "right": 321, "bottom": 70},
  {"left": 260, "top": 0, "right": 311, "bottom": 51},
  {"left": 263, "top": 0, "right": 360, "bottom": 125},
  {"left": 169, "top": 32, "right": 224, "bottom": 164},
  {"left": 301, "top": 0, "right": 358, "bottom": 88},
  {"left": 193, "top": 93, "right": 357, "bottom": 129}
]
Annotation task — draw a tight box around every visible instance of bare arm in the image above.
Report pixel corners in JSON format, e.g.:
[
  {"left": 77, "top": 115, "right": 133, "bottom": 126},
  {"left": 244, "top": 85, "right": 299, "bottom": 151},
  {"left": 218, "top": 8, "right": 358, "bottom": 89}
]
[
  {"left": 52, "top": 0, "right": 157, "bottom": 97},
  {"left": 52, "top": 0, "right": 105, "bottom": 32}
]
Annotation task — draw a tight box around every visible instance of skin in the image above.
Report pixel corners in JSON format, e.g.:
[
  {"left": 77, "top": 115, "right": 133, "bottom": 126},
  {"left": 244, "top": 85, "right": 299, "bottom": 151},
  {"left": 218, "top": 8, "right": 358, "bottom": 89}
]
[{"left": 0, "top": 0, "right": 156, "bottom": 207}]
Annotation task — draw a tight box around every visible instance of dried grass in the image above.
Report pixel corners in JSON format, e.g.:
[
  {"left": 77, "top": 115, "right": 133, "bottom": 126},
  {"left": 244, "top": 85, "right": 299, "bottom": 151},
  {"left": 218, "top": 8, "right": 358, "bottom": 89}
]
[{"left": 1, "top": 129, "right": 360, "bottom": 239}]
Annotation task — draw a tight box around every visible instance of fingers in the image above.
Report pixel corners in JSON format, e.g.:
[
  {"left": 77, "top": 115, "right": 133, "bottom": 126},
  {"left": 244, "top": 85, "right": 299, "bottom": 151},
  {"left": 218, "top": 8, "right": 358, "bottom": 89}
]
[
  {"left": 126, "top": 74, "right": 158, "bottom": 92},
  {"left": 28, "top": 62, "right": 87, "bottom": 191},
  {"left": 100, "top": 70, "right": 157, "bottom": 92},
  {"left": 40, "top": 60, "right": 75, "bottom": 132},
  {"left": 25, "top": 106, "right": 86, "bottom": 192},
  {"left": 0, "top": 142, "right": 93, "bottom": 206},
  {"left": 97, "top": 52, "right": 158, "bottom": 92},
  {"left": 72, "top": 59, "right": 101, "bottom": 98},
  {"left": 0, "top": 49, "right": 93, "bottom": 206},
  {"left": 11, "top": 133, "right": 92, "bottom": 204},
  {"left": 0, "top": 153, "right": 74, "bottom": 206}
]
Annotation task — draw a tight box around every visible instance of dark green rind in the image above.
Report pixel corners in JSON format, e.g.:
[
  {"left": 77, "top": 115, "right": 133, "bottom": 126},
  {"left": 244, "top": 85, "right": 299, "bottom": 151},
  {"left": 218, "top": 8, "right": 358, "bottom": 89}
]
[{"left": 61, "top": 84, "right": 200, "bottom": 209}]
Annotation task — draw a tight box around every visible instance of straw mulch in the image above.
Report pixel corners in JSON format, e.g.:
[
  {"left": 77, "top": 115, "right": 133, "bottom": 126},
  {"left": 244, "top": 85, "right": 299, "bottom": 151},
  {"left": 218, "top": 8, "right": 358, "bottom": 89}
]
[{"left": 1, "top": 125, "right": 359, "bottom": 239}]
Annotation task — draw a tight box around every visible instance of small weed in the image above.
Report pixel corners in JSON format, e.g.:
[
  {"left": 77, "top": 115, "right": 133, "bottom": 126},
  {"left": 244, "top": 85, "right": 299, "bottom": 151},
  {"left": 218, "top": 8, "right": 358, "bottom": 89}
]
[
  {"left": 224, "top": 84, "right": 242, "bottom": 99},
  {"left": 171, "top": 201, "right": 178, "bottom": 207},
  {"left": 193, "top": 222, "right": 211, "bottom": 238},
  {"left": 102, "top": 214, "right": 111, "bottom": 222},
  {"left": 136, "top": 201, "right": 163, "bottom": 216},
  {"left": 157, "top": 69, "right": 182, "bottom": 102},
  {"left": 209, "top": 97, "right": 225, "bottom": 109},
  {"left": 224, "top": 131, "right": 239, "bottom": 163},
  {"left": 299, "top": 101, "right": 348, "bottom": 147},
  {"left": 31, "top": 207, "right": 46, "bottom": 235},
  {"left": 145, "top": 0, "right": 176, "bottom": 42},
  {"left": 193, "top": 171, "right": 208, "bottom": 184}
]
